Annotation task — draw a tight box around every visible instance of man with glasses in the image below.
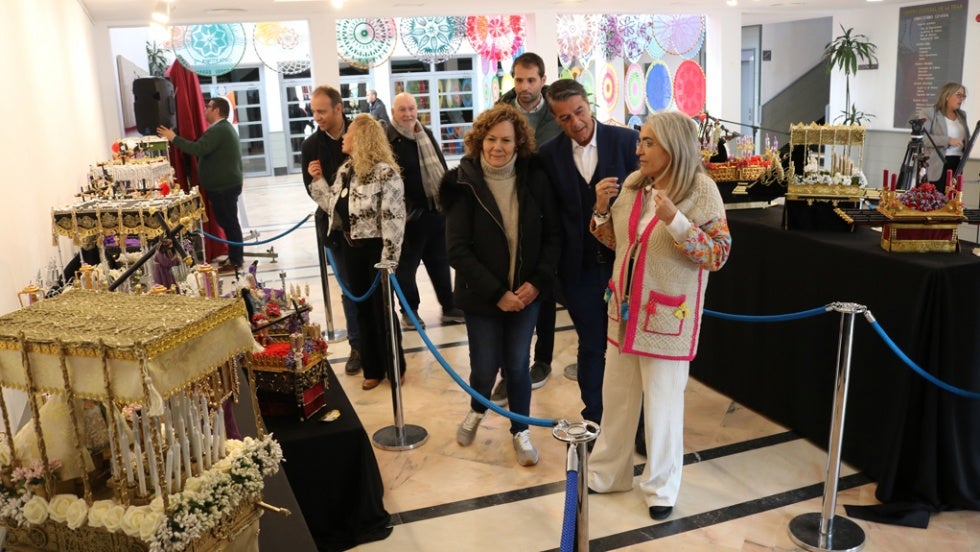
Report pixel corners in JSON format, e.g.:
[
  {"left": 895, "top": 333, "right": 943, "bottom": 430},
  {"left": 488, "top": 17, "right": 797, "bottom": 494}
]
[
  {"left": 158, "top": 96, "right": 244, "bottom": 272},
  {"left": 538, "top": 79, "right": 638, "bottom": 428}
]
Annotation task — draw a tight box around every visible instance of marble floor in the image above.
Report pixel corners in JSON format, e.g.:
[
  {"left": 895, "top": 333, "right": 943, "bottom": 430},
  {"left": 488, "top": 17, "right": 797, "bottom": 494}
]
[{"left": 235, "top": 174, "right": 980, "bottom": 552}]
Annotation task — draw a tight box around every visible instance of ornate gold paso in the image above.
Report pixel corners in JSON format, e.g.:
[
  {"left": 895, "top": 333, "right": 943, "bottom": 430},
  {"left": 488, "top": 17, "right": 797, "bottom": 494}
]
[{"left": 50, "top": 191, "right": 204, "bottom": 243}]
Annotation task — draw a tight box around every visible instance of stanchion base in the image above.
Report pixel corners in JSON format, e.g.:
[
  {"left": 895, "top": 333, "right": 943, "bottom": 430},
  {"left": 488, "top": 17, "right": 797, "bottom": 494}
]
[
  {"left": 789, "top": 513, "right": 865, "bottom": 552},
  {"left": 372, "top": 424, "right": 429, "bottom": 451},
  {"left": 324, "top": 328, "right": 348, "bottom": 344}
]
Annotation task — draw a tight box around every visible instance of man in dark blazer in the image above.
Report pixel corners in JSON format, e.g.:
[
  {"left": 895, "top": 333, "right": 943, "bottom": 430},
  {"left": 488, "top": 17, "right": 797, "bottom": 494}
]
[{"left": 538, "top": 79, "right": 639, "bottom": 425}]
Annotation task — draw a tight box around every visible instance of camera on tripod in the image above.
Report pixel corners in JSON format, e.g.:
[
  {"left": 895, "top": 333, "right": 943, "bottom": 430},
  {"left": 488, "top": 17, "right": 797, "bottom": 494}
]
[{"left": 895, "top": 118, "right": 931, "bottom": 191}]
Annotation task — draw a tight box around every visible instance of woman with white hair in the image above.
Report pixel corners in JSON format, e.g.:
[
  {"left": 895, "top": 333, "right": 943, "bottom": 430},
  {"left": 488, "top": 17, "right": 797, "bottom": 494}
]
[{"left": 587, "top": 111, "right": 731, "bottom": 520}]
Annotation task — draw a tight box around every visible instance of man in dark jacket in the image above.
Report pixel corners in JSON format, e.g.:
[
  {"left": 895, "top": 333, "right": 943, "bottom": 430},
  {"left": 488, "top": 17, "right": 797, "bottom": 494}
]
[
  {"left": 388, "top": 92, "right": 463, "bottom": 330},
  {"left": 491, "top": 52, "right": 564, "bottom": 401},
  {"left": 538, "top": 79, "right": 639, "bottom": 426},
  {"left": 300, "top": 85, "right": 362, "bottom": 376},
  {"left": 363, "top": 89, "right": 390, "bottom": 127},
  {"left": 158, "top": 96, "right": 243, "bottom": 271}
]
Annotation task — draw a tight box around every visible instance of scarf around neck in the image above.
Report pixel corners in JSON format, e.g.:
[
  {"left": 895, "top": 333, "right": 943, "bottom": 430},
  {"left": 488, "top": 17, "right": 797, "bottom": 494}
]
[{"left": 394, "top": 123, "right": 445, "bottom": 210}]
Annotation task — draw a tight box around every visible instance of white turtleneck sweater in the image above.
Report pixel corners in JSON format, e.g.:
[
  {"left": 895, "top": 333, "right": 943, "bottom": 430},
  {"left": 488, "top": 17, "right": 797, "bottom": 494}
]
[{"left": 481, "top": 154, "right": 519, "bottom": 287}]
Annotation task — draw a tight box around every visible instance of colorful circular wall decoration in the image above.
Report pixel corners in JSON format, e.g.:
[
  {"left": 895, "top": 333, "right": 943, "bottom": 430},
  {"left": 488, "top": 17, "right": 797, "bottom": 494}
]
[
  {"left": 252, "top": 22, "right": 310, "bottom": 75},
  {"left": 673, "top": 59, "right": 706, "bottom": 117},
  {"left": 400, "top": 17, "right": 465, "bottom": 64},
  {"left": 171, "top": 24, "right": 247, "bottom": 77},
  {"left": 645, "top": 61, "right": 672, "bottom": 113},
  {"left": 556, "top": 14, "right": 598, "bottom": 67},
  {"left": 624, "top": 63, "right": 646, "bottom": 115},
  {"left": 465, "top": 15, "right": 526, "bottom": 64},
  {"left": 598, "top": 15, "right": 623, "bottom": 61},
  {"left": 559, "top": 67, "right": 574, "bottom": 80},
  {"left": 336, "top": 18, "right": 398, "bottom": 70},
  {"left": 652, "top": 15, "right": 705, "bottom": 57},
  {"left": 600, "top": 63, "right": 619, "bottom": 110},
  {"left": 620, "top": 15, "right": 652, "bottom": 63}
]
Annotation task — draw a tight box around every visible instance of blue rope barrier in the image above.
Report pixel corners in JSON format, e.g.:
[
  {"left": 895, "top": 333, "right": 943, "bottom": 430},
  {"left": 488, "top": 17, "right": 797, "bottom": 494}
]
[
  {"left": 703, "top": 305, "right": 831, "bottom": 322},
  {"left": 198, "top": 213, "right": 313, "bottom": 246},
  {"left": 324, "top": 247, "right": 381, "bottom": 303},
  {"left": 389, "top": 274, "right": 557, "bottom": 428},
  {"left": 559, "top": 470, "right": 578, "bottom": 552},
  {"left": 867, "top": 319, "right": 980, "bottom": 400}
]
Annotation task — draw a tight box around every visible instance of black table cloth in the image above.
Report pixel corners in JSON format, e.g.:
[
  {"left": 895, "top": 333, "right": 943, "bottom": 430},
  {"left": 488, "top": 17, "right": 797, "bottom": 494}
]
[
  {"left": 691, "top": 207, "right": 980, "bottom": 511},
  {"left": 264, "top": 364, "right": 392, "bottom": 551}
]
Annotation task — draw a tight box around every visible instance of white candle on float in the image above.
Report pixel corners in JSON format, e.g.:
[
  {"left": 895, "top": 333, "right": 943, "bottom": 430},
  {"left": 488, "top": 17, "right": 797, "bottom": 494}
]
[
  {"left": 164, "top": 449, "right": 173, "bottom": 495},
  {"left": 141, "top": 410, "right": 161, "bottom": 497},
  {"left": 210, "top": 410, "right": 220, "bottom": 463},
  {"left": 187, "top": 395, "right": 204, "bottom": 473},
  {"left": 172, "top": 396, "right": 192, "bottom": 480},
  {"left": 107, "top": 418, "right": 120, "bottom": 478},
  {"left": 199, "top": 394, "right": 212, "bottom": 469},
  {"left": 216, "top": 406, "right": 226, "bottom": 458},
  {"left": 131, "top": 413, "right": 147, "bottom": 496},
  {"left": 117, "top": 413, "right": 134, "bottom": 483}
]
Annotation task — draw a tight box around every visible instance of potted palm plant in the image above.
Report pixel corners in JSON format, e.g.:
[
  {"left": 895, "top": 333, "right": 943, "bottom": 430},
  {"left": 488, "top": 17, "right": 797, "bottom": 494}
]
[
  {"left": 146, "top": 41, "right": 169, "bottom": 77},
  {"left": 824, "top": 25, "right": 878, "bottom": 125}
]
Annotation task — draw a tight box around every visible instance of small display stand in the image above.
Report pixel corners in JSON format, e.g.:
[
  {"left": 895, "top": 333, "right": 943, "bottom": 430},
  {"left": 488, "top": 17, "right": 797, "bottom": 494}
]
[
  {"left": 784, "top": 123, "right": 871, "bottom": 230},
  {"left": 251, "top": 306, "right": 329, "bottom": 421},
  {"left": 0, "top": 292, "right": 281, "bottom": 551}
]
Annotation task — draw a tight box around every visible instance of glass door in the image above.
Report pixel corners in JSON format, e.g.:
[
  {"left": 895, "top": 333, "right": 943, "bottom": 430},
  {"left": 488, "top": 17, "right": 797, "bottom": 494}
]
[
  {"left": 391, "top": 57, "right": 476, "bottom": 160},
  {"left": 279, "top": 71, "right": 313, "bottom": 174},
  {"left": 202, "top": 65, "right": 271, "bottom": 177}
]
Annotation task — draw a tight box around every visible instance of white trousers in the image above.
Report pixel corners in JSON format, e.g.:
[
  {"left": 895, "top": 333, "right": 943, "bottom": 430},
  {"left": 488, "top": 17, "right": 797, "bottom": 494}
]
[{"left": 587, "top": 346, "right": 689, "bottom": 507}]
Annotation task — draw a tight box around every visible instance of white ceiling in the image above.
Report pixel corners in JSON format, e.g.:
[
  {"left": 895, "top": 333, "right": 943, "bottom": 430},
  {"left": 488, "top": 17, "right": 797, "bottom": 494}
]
[{"left": 80, "top": 0, "right": 915, "bottom": 27}]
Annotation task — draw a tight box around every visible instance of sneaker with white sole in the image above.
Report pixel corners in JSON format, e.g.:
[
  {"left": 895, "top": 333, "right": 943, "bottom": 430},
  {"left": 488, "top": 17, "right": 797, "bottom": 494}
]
[
  {"left": 456, "top": 410, "right": 484, "bottom": 446},
  {"left": 530, "top": 362, "right": 551, "bottom": 389},
  {"left": 490, "top": 379, "right": 508, "bottom": 406},
  {"left": 440, "top": 308, "right": 465, "bottom": 324},
  {"left": 512, "top": 430, "right": 539, "bottom": 466}
]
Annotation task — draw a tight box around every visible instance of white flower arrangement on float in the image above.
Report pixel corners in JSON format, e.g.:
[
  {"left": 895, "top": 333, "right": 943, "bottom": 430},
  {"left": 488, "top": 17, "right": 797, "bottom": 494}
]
[
  {"left": 148, "top": 435, "right": 282, "bottom": 552},
  {"left": 0, "top": 434, "right": 281, "bottom": 550}
]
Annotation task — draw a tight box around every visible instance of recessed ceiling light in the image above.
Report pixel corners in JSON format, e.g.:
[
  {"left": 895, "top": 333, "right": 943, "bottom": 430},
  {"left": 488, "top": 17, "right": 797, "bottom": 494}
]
[{"left": 205, "top": 8, "right": 248, "bottom": 14}]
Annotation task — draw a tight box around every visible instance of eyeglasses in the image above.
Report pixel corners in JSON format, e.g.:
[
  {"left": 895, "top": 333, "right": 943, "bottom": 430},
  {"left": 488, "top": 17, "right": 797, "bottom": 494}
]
[
  {"left": 954, "top": 92, "right": 967, "bottom": 99},
  {"left": 636, "top": 138, "right": 659, "bottom": 150}
]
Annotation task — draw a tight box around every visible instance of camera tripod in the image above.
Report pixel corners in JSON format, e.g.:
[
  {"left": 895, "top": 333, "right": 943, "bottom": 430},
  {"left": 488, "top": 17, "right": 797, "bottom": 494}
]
[{"left": 895, "top": 119, "right": 933, "bottom": 190}]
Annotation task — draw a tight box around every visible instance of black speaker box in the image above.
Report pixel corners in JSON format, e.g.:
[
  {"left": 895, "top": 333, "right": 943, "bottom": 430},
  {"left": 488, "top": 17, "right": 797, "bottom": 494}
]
[{"left": 134, "top": 77, "right": 176, "bottom": 136}]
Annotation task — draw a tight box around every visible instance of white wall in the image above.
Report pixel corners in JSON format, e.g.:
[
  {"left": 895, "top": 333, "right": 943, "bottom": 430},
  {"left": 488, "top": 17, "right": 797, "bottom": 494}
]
[
  {"left": 0, "top": 0, "right": 108, "bottom": 316},
  {"left": 760, "top": 17, "right": 832, "bottom": 104}
]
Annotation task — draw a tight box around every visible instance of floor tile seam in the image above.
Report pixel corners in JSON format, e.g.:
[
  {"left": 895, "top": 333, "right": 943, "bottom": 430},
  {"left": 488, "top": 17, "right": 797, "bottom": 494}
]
[{"left": 390, "top": 432, "right": 806, "bottom": 526}]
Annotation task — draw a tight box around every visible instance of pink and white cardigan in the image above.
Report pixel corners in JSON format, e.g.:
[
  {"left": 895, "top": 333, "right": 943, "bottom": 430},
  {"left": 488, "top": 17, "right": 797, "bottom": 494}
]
[{"left": 591, "top": 172, "right": 731, "bottom": 360}]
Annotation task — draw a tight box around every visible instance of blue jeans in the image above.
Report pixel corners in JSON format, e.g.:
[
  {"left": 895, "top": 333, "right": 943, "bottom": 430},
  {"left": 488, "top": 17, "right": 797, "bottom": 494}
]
[
  {"left": 563, "top": 262, "right": 613, "bottom": 424},
  {"left": 465, "top": 301, "right": 541, "bottom": 434}
]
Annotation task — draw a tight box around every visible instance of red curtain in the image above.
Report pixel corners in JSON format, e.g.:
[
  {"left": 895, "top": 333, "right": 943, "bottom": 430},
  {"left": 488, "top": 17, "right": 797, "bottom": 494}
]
[{"left": 165, "top": 60, "right": 229, "bottom": 262}]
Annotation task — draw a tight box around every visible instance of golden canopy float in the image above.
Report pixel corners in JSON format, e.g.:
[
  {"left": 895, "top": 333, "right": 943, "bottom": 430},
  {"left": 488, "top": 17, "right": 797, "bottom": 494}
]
[{"left": 0, "top": 291, "right": 280, "bottom": 551}]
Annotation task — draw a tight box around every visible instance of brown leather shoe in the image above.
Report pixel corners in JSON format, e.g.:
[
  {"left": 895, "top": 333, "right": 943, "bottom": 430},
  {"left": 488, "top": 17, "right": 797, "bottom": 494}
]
[{"left": 362, "top": 378, "right": 382, "bottom": 390}]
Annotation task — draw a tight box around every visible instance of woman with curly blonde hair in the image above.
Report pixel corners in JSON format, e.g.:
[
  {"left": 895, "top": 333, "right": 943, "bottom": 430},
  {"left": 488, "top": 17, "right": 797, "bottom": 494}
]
[
  {"left": 439, "top": 104, "right": 561, "bottom": 466},
  {"left": 310, "top": 114, "right": 407, "bottom": 390}
]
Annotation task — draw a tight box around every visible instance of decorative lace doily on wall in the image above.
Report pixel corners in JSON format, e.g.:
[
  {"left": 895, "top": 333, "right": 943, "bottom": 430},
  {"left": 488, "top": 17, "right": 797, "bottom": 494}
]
[
  {"left": 652, "top": 14, "right": 705, "bottom": 57},
  {"left": 171, "top": 24, "right": 247, "bottom": 77},
  {"left": 336, "top": 18, "right": 398, "bottom": 69},
  {"left": 400, "top": 17, "right": 466, "bottom": 64},
  {"left": 625, "top": 63, "right": 646, "bottom": 115},
  {"left": 673, "top": 59, "right": 706, "bottom": 117},
  {"left": 620, "top": 15, "right": 653, "bottom": 63},
  {"left": 577, "top": 68, "right": 596, "bottom": 106},
  {"left": 645, "top": 60, "right": 673, "bottom": 113},
  {"left": 598, "top": 15, "right": 623, "bottom": 61},
  {"left": 600, "top": 63, "right": 619, "bottom": 110},
  {"left": 253, "top": 22, "right": 311, "bottom": 75},
  {"left": 556, "top": 14, "right": 599, "bottom": 67},
  {"left": 465, "top": 15, "right": 526, "bottom": 64}
]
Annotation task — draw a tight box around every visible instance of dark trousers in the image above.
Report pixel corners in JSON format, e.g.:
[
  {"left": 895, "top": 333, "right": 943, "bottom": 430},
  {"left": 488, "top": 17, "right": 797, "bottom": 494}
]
[
  {"left": 563, "top": 262, "right": 613, "bottom": 424},
  {"left": 533, "top": 297, "right": 556, "bottom": 364},
  {"left": 208, "top": 187, "right": 244, "bottom": 266},
  {"left": 395, "top": 211, "right": 455, "bottom": 314},
  {"left": 342, "top": 238, "right": 405, "bottom": 381},
  {"left": 933, "top": 155, "right": 961, "bottom": 193}
]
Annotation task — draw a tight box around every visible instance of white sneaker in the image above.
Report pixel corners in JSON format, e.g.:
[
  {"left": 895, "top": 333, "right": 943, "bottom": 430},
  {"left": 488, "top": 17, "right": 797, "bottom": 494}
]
[
  {"left": 512, "top": 430, "right": 539, "bottom": 466},
  {"left": 457, "top": 410, "right": 484, "bottom": 446}
]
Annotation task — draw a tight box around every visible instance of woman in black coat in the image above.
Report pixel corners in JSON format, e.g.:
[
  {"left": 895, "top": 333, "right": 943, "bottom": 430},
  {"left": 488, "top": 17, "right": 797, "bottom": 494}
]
[{"left": 439, "top": 104, "right": 561, "bottom": 466}]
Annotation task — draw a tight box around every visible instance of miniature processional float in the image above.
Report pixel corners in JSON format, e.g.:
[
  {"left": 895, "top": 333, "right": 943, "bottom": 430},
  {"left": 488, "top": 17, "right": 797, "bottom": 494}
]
[{"left": 0, "top": 291, "right": 282, "bottom": 551}]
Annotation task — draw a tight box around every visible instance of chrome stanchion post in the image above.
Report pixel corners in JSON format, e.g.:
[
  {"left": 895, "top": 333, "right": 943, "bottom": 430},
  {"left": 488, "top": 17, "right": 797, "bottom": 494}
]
[
  {"left": 554, "top": 420, "right": 601, "bottom": 551},
  {"left": 789, "top": 301, "right": 866, "bottom": 552},
  {"left": 372, "top": 265, "right": 428, "bottom": 451},
  {"left": 316, "top": 230, "right": 346, "bottom": 343}
]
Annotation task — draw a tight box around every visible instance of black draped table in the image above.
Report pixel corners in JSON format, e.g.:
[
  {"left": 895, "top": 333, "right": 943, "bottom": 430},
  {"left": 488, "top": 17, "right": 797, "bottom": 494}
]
[
  {"left": 264, "top": 364, "right": 392, "bottom": 551},
  {"left": 691, "top": 207, "right": 980, "bottom": 511}
]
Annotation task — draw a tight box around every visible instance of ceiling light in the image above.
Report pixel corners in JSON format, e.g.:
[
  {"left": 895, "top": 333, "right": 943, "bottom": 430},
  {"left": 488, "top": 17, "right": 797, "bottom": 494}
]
[
  {"left": 151, "top": 2, "right": 170, "bottom": 24},
  {"left": 726, "top": 0, "right": 738, "bottom": 5},
  {"left": 331, "top": 0, "right": 345, "bottom": 7}
]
